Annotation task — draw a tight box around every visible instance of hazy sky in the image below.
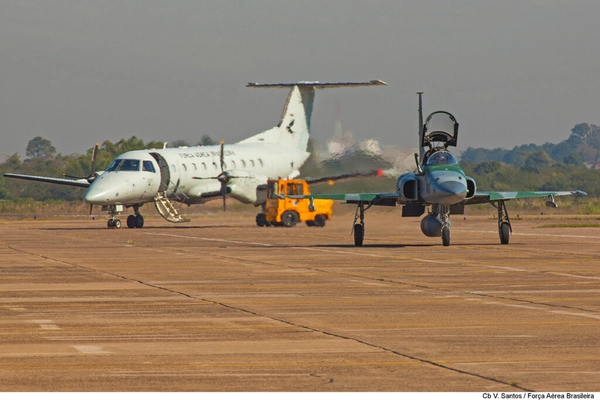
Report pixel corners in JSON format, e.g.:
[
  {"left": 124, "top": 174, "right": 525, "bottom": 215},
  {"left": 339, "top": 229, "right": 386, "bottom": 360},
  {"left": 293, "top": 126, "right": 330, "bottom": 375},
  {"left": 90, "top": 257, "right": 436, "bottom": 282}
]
[{"left": 1, "top": 0, "right": 599, "bottom": 159}]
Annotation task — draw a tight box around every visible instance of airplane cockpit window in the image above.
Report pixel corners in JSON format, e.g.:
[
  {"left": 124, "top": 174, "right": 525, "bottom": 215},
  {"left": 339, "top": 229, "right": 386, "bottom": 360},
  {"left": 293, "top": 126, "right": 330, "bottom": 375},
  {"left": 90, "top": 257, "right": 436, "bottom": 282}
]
[
  {"left": 142, "top": 160, "right": 156, "bottom": 173},
  {"left": 426, "top": 151, "right": 458, "bottom": 165},
  {"left": 106, "top": 159, "right": 141, "bottom": 172}
]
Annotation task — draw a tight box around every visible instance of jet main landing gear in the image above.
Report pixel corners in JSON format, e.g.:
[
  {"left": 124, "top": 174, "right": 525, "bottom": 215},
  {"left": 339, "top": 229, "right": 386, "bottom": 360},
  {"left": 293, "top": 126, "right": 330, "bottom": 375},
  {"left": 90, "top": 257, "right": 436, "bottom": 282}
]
[{"left": 493, "top": 200, "right": 512, "bottom": 244}]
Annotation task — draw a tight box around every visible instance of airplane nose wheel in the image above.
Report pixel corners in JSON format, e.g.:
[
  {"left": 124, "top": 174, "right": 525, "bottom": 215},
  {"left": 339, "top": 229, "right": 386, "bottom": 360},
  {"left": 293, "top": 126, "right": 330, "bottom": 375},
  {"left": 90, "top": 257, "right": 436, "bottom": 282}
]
[
  {"left": 107, "top": 219, "right": 121, "bottom": 229},
  {"left": 441, "top": 224, "right": 451, "bottom": 246}
]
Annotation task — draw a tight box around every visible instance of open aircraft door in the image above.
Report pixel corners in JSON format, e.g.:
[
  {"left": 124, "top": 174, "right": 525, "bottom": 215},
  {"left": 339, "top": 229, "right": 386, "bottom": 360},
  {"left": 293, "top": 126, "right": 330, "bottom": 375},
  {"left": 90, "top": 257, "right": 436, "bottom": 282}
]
[{"left": 421, "top": 111, "right": 459, "bottom": 149}]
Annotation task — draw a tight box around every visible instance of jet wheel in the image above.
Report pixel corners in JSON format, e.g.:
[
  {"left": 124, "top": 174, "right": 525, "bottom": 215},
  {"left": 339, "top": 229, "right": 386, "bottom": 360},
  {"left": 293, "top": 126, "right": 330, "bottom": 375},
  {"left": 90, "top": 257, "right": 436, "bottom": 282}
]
[
  {"left": 127, "top": 215, "right": 136, "bottom": 228},
  {"left": 499, "top": 222, "right": 510, "bottom": 244},
  {"left": 354, "top": 223, "right": 364, "bottom": 246},
  {"left": 108, "top": 219, "right": 121, "bottom": 229},
  {"left": 135, "top": 214, "right": 144, "bottom": 228},
  {"left": 442, "top": 225, "right": 451, "bottom": 247}
]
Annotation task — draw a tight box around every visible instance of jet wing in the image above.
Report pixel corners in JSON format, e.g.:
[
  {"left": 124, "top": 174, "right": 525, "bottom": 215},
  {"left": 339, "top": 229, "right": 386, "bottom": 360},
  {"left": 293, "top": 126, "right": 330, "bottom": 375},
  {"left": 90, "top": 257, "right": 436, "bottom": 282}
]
[
  {"left": 3, "top": 173, "right": 90, "bottom": 189},
  {"left": 463, "top": 190, "right": 587, "bottom": 205},
  {"left": 304, "top": 192, "right": 400, "bottom": 206}
]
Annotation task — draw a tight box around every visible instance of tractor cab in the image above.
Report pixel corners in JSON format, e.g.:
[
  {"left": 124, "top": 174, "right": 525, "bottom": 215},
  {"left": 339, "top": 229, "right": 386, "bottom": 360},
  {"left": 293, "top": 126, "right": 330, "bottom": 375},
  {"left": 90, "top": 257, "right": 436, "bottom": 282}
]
[{"left": 258, "top": 179, "right": 333, "bottom": 227}]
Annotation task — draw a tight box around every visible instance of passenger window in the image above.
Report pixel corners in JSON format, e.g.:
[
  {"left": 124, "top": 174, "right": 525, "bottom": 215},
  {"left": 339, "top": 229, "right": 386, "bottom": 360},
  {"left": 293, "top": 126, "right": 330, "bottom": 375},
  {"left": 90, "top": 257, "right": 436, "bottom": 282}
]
[
  {"left": 258, "top": 159, "right": 264, "bottom": 167},
  {"left": 182, "top": 164, "right": 188, "bottom": 172},
  {"left": 192, "top": 163, "right": 197, "bottom": 171}
]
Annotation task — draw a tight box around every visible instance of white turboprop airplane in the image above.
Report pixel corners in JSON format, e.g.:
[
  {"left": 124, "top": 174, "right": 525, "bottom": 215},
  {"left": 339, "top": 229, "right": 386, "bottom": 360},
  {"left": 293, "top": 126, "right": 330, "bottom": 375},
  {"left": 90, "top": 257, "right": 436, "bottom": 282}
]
[{"left": 4, "top": 80, "right": 386, "bottom": 228}]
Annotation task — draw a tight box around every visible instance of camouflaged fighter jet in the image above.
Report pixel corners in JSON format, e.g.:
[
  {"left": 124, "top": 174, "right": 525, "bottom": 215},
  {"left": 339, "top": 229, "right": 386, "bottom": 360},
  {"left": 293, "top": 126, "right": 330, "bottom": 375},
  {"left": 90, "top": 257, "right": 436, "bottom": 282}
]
[{"left": 304, "top": 92, "right": 586, "bottom": 246}]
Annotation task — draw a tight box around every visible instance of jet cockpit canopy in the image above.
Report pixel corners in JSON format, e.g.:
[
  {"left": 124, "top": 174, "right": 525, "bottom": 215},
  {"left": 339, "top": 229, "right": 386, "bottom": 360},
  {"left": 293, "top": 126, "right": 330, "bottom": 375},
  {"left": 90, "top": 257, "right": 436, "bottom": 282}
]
[{"left": 421, "top": 111, "right": 459, "bottom": 149}]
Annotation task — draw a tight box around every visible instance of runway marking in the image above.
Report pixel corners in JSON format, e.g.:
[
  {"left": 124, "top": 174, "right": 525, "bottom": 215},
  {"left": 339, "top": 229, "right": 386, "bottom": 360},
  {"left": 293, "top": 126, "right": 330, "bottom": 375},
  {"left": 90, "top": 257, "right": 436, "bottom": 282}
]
[
  {"left": 29, "top": 320, "right": 60, "bottom": 330},
  {"left": 144, "top": 232, "right": 273, "bottom": 248},
  {"left": 548, "top": 272, "right": 600, "bottom": 281},
  {"left": 6, "top": 307, "right": 27, "bottom": 311},
  {"left": 549, "top": 310, "right": 600, "bottom": 320},
  {"left": 486, "top": 302, "right": 600, "bottom": 320},
  {"left": 72, "top": 345, "right": 112, "bottom": 354}
]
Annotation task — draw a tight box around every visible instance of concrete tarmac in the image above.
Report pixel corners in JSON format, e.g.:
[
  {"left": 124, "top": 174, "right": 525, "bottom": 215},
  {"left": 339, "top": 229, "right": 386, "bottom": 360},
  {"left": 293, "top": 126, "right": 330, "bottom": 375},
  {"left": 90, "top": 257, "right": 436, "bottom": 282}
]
[{"left": 0, "top": 209, "right": 599, "bottom": 391}]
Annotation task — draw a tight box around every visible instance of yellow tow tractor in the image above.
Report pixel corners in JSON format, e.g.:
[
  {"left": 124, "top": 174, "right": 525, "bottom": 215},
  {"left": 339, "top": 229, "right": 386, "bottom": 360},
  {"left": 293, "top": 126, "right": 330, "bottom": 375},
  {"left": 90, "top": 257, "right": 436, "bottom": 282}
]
[{"left": 255, "top": 170, "right": 383, "bottom": 228}]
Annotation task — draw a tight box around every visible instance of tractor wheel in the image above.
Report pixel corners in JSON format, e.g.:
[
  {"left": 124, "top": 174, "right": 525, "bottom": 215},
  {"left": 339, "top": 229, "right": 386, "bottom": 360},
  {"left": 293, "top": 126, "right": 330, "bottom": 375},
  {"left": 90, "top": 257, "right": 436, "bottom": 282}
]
[
  {"left": 281, "top": 210, "right": 299, "bottom": 227},
  {"left": 314, "top": 214, "right": 327, "bottom": 227}
]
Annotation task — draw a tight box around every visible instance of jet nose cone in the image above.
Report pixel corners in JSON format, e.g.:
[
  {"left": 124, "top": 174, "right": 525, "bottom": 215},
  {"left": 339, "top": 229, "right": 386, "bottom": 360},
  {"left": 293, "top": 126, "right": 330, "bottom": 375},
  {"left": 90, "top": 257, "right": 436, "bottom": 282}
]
[
  {"left": 438, "top": 180, "right": 468, "bottom": 204},
  {"left": 439, "top": 181, "right": 467, "bottom": 195}
]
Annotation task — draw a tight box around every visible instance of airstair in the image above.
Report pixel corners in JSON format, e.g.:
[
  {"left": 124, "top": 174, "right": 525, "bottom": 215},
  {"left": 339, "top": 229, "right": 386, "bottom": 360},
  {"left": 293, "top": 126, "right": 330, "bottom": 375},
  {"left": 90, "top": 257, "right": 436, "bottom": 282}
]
[{"left": 153, "top": 193, "right": 190, "bottom": 223}]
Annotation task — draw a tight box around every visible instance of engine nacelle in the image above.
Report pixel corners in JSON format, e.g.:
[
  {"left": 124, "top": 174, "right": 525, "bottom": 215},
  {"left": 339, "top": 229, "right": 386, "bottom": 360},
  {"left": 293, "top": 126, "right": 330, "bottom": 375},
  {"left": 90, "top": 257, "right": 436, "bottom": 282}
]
[
  {"left": 420, "top": 213, "right": 451, "bottom": 237},
  {"left": 396, "top": 172, "right": 419, "bottom": 202},
  {"left": 465, "top": 176, "right": 477, "bottom": 199}
]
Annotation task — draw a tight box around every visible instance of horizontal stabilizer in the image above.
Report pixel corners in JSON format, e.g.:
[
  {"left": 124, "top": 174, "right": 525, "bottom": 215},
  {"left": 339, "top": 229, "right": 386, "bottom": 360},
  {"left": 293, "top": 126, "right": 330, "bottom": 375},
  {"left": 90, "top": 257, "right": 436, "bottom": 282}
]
[{"left": 247, "top": 80, "right": 386, "bottom": 89}]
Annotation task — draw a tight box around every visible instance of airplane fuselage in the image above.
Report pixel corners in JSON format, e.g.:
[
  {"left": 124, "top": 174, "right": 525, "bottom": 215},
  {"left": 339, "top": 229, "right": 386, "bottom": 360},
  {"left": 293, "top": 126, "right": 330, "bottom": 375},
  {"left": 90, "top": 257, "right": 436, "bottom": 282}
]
[
  {"left": 418, "top": 163, "right": 469, "bottom": 206},
  {"left": 84, "top": 144, "right": 309, "bottom": 206}
]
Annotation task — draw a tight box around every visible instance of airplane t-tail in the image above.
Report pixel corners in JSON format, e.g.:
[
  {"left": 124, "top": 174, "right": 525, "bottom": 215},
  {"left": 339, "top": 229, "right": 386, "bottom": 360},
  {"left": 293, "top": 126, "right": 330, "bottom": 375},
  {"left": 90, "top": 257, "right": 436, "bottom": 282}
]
[
  {"left": 305, "top": 92, "right": 586, "bottom": 246},
  {"left": 3, "top": 80, "right": 386, "bottom": 228}
]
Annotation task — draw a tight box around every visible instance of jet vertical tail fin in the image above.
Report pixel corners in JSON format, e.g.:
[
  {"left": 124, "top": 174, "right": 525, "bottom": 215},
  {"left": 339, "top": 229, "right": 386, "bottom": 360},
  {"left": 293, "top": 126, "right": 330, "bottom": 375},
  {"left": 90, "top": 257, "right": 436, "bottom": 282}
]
[{"left": 240, "top": 80, "right": 386, "bottom": 151}]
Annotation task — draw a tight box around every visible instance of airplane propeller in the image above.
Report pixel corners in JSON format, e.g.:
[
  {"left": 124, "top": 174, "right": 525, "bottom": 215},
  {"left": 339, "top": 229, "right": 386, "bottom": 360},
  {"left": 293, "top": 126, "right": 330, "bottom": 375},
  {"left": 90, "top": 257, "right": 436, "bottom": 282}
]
[
  {"left": 193, "top": 141, "right": 245, "bottom": 212},
  {"left": 63, "top": 143, "right": 100, "bottom": 184}
]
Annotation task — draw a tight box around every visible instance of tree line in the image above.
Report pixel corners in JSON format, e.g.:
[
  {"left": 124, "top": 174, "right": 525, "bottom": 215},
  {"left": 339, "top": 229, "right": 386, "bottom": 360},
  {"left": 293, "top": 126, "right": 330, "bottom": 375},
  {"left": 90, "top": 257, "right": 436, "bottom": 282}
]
[
  {"left": 1, "top": 129, "right": 599, "bottom": 203},
  {"left": 460, "top": 123, "right": 600, "bottom": 168}
]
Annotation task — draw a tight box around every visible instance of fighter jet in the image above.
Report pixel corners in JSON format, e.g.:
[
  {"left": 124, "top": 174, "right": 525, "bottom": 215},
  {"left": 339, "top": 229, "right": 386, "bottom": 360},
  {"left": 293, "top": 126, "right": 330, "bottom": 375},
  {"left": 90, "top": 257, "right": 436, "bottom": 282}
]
[{"left": 304, "top": 92, "right": 586, "bottom": 246}]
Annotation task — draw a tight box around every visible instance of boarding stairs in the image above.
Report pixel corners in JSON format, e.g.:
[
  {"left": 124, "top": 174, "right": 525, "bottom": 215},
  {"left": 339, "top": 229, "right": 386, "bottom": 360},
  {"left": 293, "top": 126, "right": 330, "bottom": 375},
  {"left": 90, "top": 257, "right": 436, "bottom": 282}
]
[{"left": 153, "top": 192, "right": 190, "bottom": 223}]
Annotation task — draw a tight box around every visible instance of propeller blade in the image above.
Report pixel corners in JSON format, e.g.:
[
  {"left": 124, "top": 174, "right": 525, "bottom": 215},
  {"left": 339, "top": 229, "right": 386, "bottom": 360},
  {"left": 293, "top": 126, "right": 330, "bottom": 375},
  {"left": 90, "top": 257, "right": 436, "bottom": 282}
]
[
  {"left": 221, "top": 181, "right": 227, "bottom": 212},
  {"left": 219, "top": 141, "right": 225, "bottom": 172},
  {"left": 91, "top": 142, "right": 98, "bottom": 174}
]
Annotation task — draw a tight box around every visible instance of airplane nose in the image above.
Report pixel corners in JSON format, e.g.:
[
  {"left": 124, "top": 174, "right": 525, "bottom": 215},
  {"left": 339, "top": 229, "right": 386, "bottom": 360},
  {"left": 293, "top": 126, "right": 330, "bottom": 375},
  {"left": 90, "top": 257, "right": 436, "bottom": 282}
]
[
  {"left": 439, "top": 181, "right": 467, "bottom": 196},
  {"left": 84, "top": 181, "right": 112, "bottom": 205},
  {"left": 437, "top": 180, "right": 467, "bottom": 203}
]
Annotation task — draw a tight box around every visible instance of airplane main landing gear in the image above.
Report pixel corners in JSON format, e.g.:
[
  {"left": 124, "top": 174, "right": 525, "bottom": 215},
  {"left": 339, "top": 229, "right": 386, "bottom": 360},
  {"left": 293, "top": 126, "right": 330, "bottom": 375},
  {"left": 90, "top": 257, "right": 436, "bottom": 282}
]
[
  {"left": 494, "top": 200, "right": 512, "bottom": 244},
  {"left": 353, "top": 223, "right": 364, "bottom": 246},
  {"left": 126, "top": 204, "right": 145, "bottom": 228},
  {"left": 352, "top": 202, "right": 367, "bottom": 246}
]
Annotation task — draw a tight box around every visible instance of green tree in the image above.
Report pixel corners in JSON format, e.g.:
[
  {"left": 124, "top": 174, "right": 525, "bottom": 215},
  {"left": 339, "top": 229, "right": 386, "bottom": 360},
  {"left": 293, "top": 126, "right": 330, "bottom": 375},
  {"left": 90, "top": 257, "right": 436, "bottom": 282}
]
[
  {"left": 198, "top": 135, "right": 217, "bottom": 146},
  {"left": 26, "top": 137, "right": 56, "bottom": 159}
]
